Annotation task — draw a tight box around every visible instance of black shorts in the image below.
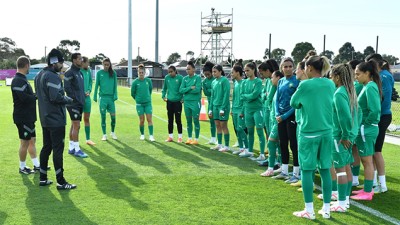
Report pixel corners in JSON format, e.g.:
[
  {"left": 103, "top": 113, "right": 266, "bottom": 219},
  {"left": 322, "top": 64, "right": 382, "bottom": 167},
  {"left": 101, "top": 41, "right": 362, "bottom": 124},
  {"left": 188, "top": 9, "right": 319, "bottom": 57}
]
[
  {"left": 67, "top": 106, "right": 83, "bottom": 121},
  {"left": 16, "top": 123, "right": 36, "bottom": 140},
  {"left": 375, "top": 114, "right": 392, "bottom": 152}
]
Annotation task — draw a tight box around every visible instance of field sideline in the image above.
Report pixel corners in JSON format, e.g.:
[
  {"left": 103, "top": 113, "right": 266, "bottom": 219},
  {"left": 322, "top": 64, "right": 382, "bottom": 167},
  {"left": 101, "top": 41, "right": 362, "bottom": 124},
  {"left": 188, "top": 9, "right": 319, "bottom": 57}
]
[{"left": 0, "top": 83, "right": 399, "bottom": 225}]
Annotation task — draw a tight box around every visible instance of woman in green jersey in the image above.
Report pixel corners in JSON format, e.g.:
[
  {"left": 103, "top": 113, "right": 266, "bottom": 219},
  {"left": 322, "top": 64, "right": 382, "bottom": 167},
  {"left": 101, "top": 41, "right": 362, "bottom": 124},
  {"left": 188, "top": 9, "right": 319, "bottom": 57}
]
[{"left": 202, "top": 61, "right": 217, "bottom": 145}]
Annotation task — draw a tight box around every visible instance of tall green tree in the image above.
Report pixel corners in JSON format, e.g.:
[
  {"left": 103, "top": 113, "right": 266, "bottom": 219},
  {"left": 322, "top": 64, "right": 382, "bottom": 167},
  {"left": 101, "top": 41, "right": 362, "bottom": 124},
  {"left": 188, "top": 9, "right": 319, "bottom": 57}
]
[
  {"left": 291, "top": 42, "right": 315, "bottom": 64},
  {"left": 271, "top": 48, "right": 286, "bottom": 64},
  {"left": 0, "top": 37, "right": 26, "bottom": 68},
  {"left": 333, "top": 42, "right": 355, "bottom": 64},
  {"left": 56, "top": 39, "right": 80, "bottom": 61},
  {"left": 166, "top": 52, "right": 181, "bottom": 65},
  {"left": 363, "top": 46, "right": 375, "bottom": 59},
  {"left": 382, "top": 54, "right": 399, "bottom": 65},
  {"left": 263, "top": 48, "right": 269, "bottom": 60},
  {"left": 321, "top": 50, "right": 334, "bottom": 62},
  {"left": 89, "top": 53, "right": 108, "bottom": 63}
]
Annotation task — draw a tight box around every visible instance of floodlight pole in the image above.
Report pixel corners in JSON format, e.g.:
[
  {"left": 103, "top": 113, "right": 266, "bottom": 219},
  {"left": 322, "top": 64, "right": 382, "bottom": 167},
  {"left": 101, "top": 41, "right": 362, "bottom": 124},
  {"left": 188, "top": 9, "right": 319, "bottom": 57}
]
[
  {"left": 155, "top": 0, "right": 159, "bottom": 63},
  {"left": 128, "top": 0, "right": 133, "bottom": 81}
]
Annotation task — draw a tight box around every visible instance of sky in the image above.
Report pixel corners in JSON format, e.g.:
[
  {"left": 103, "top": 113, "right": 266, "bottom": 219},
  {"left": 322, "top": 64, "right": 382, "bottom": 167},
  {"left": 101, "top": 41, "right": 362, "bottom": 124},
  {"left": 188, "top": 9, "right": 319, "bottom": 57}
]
[{"left": 1, "top": 0, "right": 399, "bottom": 63}]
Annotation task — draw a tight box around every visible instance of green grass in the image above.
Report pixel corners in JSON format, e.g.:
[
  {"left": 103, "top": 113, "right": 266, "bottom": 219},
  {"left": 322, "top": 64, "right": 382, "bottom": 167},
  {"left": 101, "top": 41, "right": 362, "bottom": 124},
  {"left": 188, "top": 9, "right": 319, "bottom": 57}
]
[{"left": 0, "top": 83, "right": 399, "bottom": 224}]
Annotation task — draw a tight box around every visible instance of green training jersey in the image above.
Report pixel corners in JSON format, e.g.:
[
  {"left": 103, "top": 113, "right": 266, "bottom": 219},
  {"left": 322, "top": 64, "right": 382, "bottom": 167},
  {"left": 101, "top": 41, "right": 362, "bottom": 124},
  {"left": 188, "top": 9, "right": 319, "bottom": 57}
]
[
  {"left": 290, "top": 77, "right": 335, "bottom": 135},
  {"left": 209, "top": 76, "right": 230, "bottom": 112},
  {"left": 354, "top": 81, "right": 364, "bottom": 96},
  {"left": 162, "top": 74, "right": 183, "bottom": 102},
  {"left": 241, "top": 77, "right": 263, "bottom": 113},
  {"left": 333, "top": 86, "right": 355, "bottom": 140},
  {"left": 232, "top": 79, "right": 244, "bottom": 114},
  {"left": 81, "top": 68, "right": 92, "bottom": 96},
  {"left": 202, "top": 76, "right": 215, "bottom": 101},
  {"left": 179, "top": 74, "right": 202, "bottom": 101},
  {"left": 131, "top": 77, "right": 152, "bottom": 104},
  {"left": 358, "top": 81, "right": 381, "bottom": 126},
  {"left": 262, "top": 78, "right": 272, "bottom": 109},
  {"left": 93, "top": 70, "right": 118, "bottom": 100}
]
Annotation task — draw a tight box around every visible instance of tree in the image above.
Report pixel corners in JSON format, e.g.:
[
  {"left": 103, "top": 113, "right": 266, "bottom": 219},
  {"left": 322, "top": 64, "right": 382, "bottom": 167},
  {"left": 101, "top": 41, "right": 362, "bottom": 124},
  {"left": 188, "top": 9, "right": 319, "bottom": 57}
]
[
  {"left": 363, "top": 46, "right": 375, "bottom": 59},
  {"left": 166, "top": 52, "right": 181, "bottom": 65},
  {"left": 332, "top": 42, "right": 355, "bottom": 64},
  {"left": 186, "top": 51, "right": 194, "bottom": 61},
  {"left": 0, "top": 37, "right": 26, "bottom": 68},
  {"left": 382, "top": 54, "right": 399, "bottom": 65},
  {"left": 56, "top": 39, "right": 80, "bottom": 61},
  {"left": 271, "top": 48, "right": 286, "bottom": 64},
  {"left": 291, "top": 42, "right": 315, "bottom": 64},
  {"left": 89, "top": 53, "right": 108, "bottom": 63},
  {"left": 321, "top": 50, "right": 334, "bottom": 62},
  {"left": 263, "top": 48, "right": 269, "bottom": 60}
]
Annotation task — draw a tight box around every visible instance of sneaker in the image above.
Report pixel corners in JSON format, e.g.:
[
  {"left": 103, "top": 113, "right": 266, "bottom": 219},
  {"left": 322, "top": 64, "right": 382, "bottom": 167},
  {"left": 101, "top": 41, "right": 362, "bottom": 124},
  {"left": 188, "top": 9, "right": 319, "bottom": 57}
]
[
  {"left": 232, "top": 149, "right": 244, "bottom": 155},
  {"left": 352, "top": 189, "right": 365, "bottom": 194},
  {"left": 285, "top": 176, "right": 300, "bottom": 184},
  {"left": 330, "top": 203, "right": 347, "bottom": 212},
  {"left": 293, "top": 209, "right": 315, "bottom": 220},
  {"left": 272, "top": 172, "right": 290, "bottom": 180},
  {"left": 57, "top": 182, "right": 77, "bottom": 190},
  {"left": 185, "top": 139, "right": 192, "bottom": 144},
  {"left": 239, "top": 150, "right": 254, "bottom": 158},
  {"left": 373, "top": 185, "right": 388, "bottom": 194},
  {"left": 111, "top": 132, "right": 117, "bottom": 140},
  {"left": 260, "top": 169, "right": 274, "bottom": 177},
  {"left": 177, "top": 137, "right": 182, "bottom": 143},
  {"left": 86, "top": 140, "right": 96, "bottom": 145},
  {"left": 101, "top": 135, "right": 107, "bottom": 141},
  {"left": 218, "top": 146, "right": 230, "bottom": 152},
  {"left": 39, "top": 180, "right": 53, "bottom": 186},
  {"left": 290, "top": 180, "right": 302, "bottom": 187},
  {"left": 34, "top": 166, "right": 51, "bottom": 172},
  {"left": 19, "top": 167, "right": 34, "bottom": 175},
  {"left": 351, "top": 191, "right": 374, "bottom": 201},
  {"left": 74, "top": 150, "right": 88, "bottom": 158},
  {"left": 258, "top": 160, "right": 269, "bottom": 167},
  {"left": 250, "top": 154, "right": 265, "bottom": 161},
  {"left": 318, "top": 209, "right": 330, "bottom": 219},
  {"left": 207, "top": 139, "right": 217, "bottom": 145},
  {"left": 232, "top": 141, "right": 239, "bottom": 147},
  {"left": 68, "top": 149, "right": 75, "bottom": 154},
  {"left": 211, "top": 144, "right": 222, "bottom": 150},
  {"left": 317, "top": 192, "right": 338, "bottom": 201},
  {"left": 140, "top": 135, "right": 145, "bottom": 140},
  {"left": 273, "top": 167, "right": 282, "bottom": 174},
  {"left": 149, "top": 136, "right": 155, "bottom": 142},
  {"left": 165, "top": 137, "right": 173, "bottom": 142},
  {"left": 191, "top": 140, "right": 199, "bottom": 145}
]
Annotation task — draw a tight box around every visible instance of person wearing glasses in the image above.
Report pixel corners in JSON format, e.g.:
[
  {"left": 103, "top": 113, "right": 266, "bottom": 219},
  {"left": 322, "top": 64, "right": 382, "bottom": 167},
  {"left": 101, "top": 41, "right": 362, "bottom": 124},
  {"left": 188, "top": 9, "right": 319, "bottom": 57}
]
[
  {"left": 202, "top": 61, "right": 217, "bottom": 145},
  {"left": 162, "top": 65, "right": 183, "bottom": 143},
  {"left": 179, "top": 61, "right": 202, "bottom": 145}
]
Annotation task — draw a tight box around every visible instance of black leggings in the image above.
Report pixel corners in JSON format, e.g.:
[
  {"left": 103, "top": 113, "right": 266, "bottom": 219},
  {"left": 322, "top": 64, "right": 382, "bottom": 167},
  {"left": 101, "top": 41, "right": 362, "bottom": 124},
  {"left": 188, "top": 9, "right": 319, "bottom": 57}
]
[
  {"left": 167, "top": 100, "right": 183, "bottom": 134},
  {"left": 375, "top": 114, "right": 392, "bottom": 152},
  {"left": 278, "top": 114, "right": 298, "bottom": 166}
]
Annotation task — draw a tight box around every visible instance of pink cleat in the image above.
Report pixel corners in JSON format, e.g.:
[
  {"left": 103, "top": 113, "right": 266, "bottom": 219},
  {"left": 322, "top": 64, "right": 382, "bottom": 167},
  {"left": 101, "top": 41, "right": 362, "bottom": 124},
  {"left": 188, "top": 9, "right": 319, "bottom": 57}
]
[{"left": 350, "top": 191, "right": 374, "bottom": 201}]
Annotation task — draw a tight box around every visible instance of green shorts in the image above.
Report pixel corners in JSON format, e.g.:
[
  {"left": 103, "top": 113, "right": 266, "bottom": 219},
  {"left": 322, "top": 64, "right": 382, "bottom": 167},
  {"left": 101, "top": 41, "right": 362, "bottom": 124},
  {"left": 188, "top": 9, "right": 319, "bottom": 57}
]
[
  {"left": 83, "top": 96, "right": 91, "bottom": 113},
  {"left": 332, "top": 138, "right": 352, "bottom": 168},
  {"left": 245, "top": 109, "right": 264, "bottom": 129},
  {"left": 99, "top": 96, "right": 116, "bottom": 114},
  {"left": 355, "top": 124, "right": 378, "bottom": 157},
  {"left": 264, "top": 108, "right": 271, "bottom": 135},
  {"left": 136, "top": 102, "right": 152, "bottom": 116},
  {"left": 233, "top": 112, "right": 246, "bottom": 131},
  {"left": 212, "top": 106, "right": 230, "bottom": 121},
  {"left": 298, "top": 133, "right": 333, "bottom": 170},
  {"left": 184, "top": 100, "right": 201, "bottom": 119}
]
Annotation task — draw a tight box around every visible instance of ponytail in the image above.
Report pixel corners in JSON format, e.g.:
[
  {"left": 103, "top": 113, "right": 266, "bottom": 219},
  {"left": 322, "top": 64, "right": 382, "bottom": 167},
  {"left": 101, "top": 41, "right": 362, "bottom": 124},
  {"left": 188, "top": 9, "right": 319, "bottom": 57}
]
[
  {"left": 357, "top": 60, "right": 383, "bottom": 99},
  {"left": 306, "top": 55, "right": 331, "bottom": 77}
]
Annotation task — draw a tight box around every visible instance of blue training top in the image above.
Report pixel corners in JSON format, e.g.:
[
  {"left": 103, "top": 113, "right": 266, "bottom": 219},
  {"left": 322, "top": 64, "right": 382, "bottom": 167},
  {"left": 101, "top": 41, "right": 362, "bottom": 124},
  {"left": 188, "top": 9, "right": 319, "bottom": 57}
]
[
  {"left": 380, "top": 70, "right": 394, "bottom": 115},
  {"left": 275, "top": 75, "right": 299, "bottom": 120}
]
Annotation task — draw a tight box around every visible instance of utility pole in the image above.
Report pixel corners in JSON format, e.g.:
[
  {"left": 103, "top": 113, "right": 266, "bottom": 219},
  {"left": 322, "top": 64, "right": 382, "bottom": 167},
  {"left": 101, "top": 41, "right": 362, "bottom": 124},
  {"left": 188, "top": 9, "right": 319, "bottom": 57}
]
[
  {"left": 128, "top": 0, "right": 133, "bottom": 81},
  {"left": 155, "top": 0, "right": 159, "bottom": 63}
]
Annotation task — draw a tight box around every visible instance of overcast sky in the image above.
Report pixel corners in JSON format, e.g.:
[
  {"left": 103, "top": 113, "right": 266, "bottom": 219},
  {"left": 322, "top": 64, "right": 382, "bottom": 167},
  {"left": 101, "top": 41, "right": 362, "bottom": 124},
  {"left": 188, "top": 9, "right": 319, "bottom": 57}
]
[{"left": 2, "top": 0, "right": 399, "bottom": 63}]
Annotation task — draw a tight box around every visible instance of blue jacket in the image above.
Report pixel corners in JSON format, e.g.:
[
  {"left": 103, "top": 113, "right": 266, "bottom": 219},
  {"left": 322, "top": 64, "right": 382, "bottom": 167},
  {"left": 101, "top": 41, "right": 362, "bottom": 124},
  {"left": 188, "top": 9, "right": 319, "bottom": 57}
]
[
  {"left": 275, "top": 75, "right": 299, "bottom": 120},
  {"left": 380, "top": 70, "right": 394, "bottom": 115}
]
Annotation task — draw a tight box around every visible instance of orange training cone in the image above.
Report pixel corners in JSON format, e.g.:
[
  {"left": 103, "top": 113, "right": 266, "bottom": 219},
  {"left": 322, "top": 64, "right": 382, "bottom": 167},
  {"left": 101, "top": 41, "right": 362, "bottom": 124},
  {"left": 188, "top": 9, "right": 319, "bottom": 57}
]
[{"left": 199, "top": 98, "right": 208, "bottom": 121}]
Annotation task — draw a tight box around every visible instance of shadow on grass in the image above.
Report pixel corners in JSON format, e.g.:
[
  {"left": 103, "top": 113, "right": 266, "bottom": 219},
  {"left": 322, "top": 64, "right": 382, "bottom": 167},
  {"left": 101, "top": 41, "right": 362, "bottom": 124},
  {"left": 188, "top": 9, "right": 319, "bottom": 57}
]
[
  {"left": 147, "top": 140, "right": 211, "bottom": 168},
  {"left": 109, "top": 139, "right": 172, "bottom": 174},
  {"left": 22, "top": 175, "right": 96, "bottom": 225},
  {"left": 0, "top": 211, "right": 7, "bottom": 224},
  {"left": 77, "top": 145, "right": 149, "bottom": 210}
]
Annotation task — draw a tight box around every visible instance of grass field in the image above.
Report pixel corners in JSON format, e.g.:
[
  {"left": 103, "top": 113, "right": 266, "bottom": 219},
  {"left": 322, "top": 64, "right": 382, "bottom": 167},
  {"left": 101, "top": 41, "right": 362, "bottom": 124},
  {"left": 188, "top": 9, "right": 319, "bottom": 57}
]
[{"left": 0, "top": 83, "right": 399, "bottom": 225}]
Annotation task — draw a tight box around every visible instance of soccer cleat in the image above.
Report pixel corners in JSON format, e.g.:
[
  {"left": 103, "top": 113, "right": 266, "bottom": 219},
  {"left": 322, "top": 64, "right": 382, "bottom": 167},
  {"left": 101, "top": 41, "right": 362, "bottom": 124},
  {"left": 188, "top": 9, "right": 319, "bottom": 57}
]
[
  {"left": 210, "top": 144, "right": 222, "bottom": 150},
  {"left": 39, "top": 180, "right": 53, "bottom": 186},
  {"left": 140, "top": 135, "right": 145, "bottom": 140},
  {"left": 111, "top": 132, "right": 117, "bottom": 140},
  {"left": 232, "top": 148, "right": 244, "bottom": 155},
  {"left": 185, "top": 139, "right": 192, "bottom": 144},
  {"left": 290, "top": 180, "right": 302, "bottom": 187},
  {"left": 149, "top": 136, "right": 156, "bottom": 142},
  {"left": 330, "top": 203, "right": 347, "bottom": 212},
  {"left": 352, "top": 189, "right": 364, "bottom": 194},
  {"left": 191, "top": 140, "right": 199, "bottom": 145},
  {"left": 165, "top": 137, "right": 173, "bottom": 142},
  {"left": 285, "top": 176, "right": 300, "bottom": 184},
  {"left": 177, "top": 137, "right": 182, "bottom": 143},
  {"left": 318, "top": 209, "right": 330, "bottom": 219},
  {"left": 218, "top": 146, "right": 230, "bottom": 152},
  {"left": 34, "top": 166, "right": 50, "bottom": 172},
  {"left": 86, "top": 140, "right": 96, "bottom": 145},
  {"left": 207, "top": 139, "right": 217, "bottom": 145},
  {"left": 273, "top": 167, "right": 282, "bottom": 174},
  {"left": 293, "top": 209, "right": 315, "bottom": 220},
  {"left": 317, "top": 192, "right": 338, "bottom": 201},
  {"left": 351, "top": 191, "right": 374, "bottom": 201},
  {"left": 19, "top": 167, "right": 34, "bottom": 175},
  {"left": 239, "top": 150, "right": 254, "bottom": 158},
  {"left": 57, "top": 182, "right": 77, "bottom": 190},
  {"left": 250, "top": 154, "right": 265, "bottom": 161},
  {"left": 68, "top": 149, "right": 75, "bottom": 155},
  {"left": 101, "top": 135, "right": 107, "bottom": 141},
  {"left": 373, "top": 185, "right": 388, "bottom": 194},
  {"left": 258, "top": 160, "right": 269, "bottom": 167},
  {"left": 260, "top": 169, "right": 274, "bottom": 177},
  {"left": 272, "top": 172, "right": 290, "bottom": 180},
  {"left": 74, "top": 150, "right": 88, "bottom": 158}
]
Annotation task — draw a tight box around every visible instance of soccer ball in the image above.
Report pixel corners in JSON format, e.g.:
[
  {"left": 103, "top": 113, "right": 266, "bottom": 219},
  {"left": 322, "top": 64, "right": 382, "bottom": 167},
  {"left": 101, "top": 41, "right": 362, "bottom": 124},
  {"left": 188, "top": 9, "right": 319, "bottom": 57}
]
[{"left": 387, "top": 124, "right": 397, "bottom": 132}]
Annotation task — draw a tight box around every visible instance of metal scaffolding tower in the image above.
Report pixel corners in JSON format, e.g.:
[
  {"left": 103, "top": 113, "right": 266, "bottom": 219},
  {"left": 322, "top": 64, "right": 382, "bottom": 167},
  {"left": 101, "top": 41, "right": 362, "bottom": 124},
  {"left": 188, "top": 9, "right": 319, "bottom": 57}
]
[{"left": 201, "top": 8, "right": 233, "bottom": 65}]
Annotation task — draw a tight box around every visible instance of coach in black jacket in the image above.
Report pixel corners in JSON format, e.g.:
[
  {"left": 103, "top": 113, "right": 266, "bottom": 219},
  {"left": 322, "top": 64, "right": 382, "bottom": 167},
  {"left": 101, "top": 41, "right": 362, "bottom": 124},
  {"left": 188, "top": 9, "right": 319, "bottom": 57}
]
[{"left": 34, "top": 48, "right": 76, "bottom": 190}]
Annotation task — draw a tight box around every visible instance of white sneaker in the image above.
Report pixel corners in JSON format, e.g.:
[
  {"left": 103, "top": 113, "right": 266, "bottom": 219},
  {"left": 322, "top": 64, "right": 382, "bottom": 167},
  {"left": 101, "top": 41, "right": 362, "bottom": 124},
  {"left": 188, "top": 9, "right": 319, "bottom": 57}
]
[
  {"left": 140, "top": 135, "right": 145, "bottom": 140},
  {"left": 251, "top": 154, "right": 265, "bottom": 161},
  {"left": 318, "top": 209, "right": 330, "bottom": 219},
  {"left": 293, "top": 209, "right": 315, "bottom": 220},
  {"left": 149, "top": 135, "right": 155, "bottom": 142},
  {"left": 111, "top": 132, "right": 117, "bottom": 140},
  {"left": 207, "top": 139, "right": 217, "bottom": 145},
  {"left": 218, "top": 146, "right": 230, "bottom": 152},
  {"left": 210, "top": 144, "right": 222, "bottom": 150},
  {"left": 330, "top": 203, "right": 347, "bottom": 212},
  {"left": 239, "top": 150, "right": 253, "bottom": 158},
  {"left": 101, "top": 135, "right": 107, "bottom": 141},
  {"left": 232, "top": 148, "right": 244, "bottom": 155}
]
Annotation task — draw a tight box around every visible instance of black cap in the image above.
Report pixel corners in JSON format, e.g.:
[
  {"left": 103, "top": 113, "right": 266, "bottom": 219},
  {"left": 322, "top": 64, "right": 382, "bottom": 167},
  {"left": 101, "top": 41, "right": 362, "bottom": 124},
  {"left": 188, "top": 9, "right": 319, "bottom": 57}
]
[{"left": 47, "top": 48, "right": 64, "bottom": 65}]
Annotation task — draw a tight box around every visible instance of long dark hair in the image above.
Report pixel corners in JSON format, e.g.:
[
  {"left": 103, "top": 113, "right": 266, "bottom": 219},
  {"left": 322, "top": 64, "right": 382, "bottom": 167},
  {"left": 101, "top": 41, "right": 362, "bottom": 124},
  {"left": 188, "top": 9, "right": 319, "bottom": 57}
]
[
  {"left": 103, "top": 58, "right": 114, "bottom": 77},
  {"left": 203, "top": 61, "right": 215, "bottom": 73},
  {"left": 245, "top": 62, "right": 258, "bottom": 77},
  {"left": 213, "top": 64, "right": 225, "bottom": 76},
  {"left": 258, "top": 59, "right": 279, "bottom": 73},
  {"left": 357, "top": 60, "right": 383, "bottom": 99},
  {"left": 232, "top": 65, "right": 244, "bottom": 77}
]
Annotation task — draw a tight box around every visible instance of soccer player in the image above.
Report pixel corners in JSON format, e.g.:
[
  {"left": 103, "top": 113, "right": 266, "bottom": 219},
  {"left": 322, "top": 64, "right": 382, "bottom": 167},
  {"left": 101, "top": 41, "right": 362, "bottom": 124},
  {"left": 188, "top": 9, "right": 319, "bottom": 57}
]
[
  {"left": 179, "top": 61, "right": 202, "bottom": 145},
  {"left": 202, "top": 61, "right": 217, "bottom": 145},
  {"left": 239, "top": 62, "right": 265, "bottom": 158},
  {"left": 162, "top": 65, "right": 183, "bottom": 143},
  {"left": 208, "top": 65, "right": 231, "bottom": 152},
  {"left": 291, "top": 55, "right": 334, "bottom": 219},
  {"left": 35, "top": 48, "right": 76, "bottom": 189},
  {"left": 93, "top": 58, "right": 118, "bottom": 141},
  {"left": 351, "top": 61, "right": 382, "bottom": 201},
  {"left": 64, "top": 53, "right": 88, "bottom": 158},
  {"left": 131, "top": 64, "right": 155, "bottom": 141},
  {"left": 11, "top": 56, "right": 40, "bottom": 174},
  {"left": 81, "top": 56, "right": 95, "bottom": 145}
]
